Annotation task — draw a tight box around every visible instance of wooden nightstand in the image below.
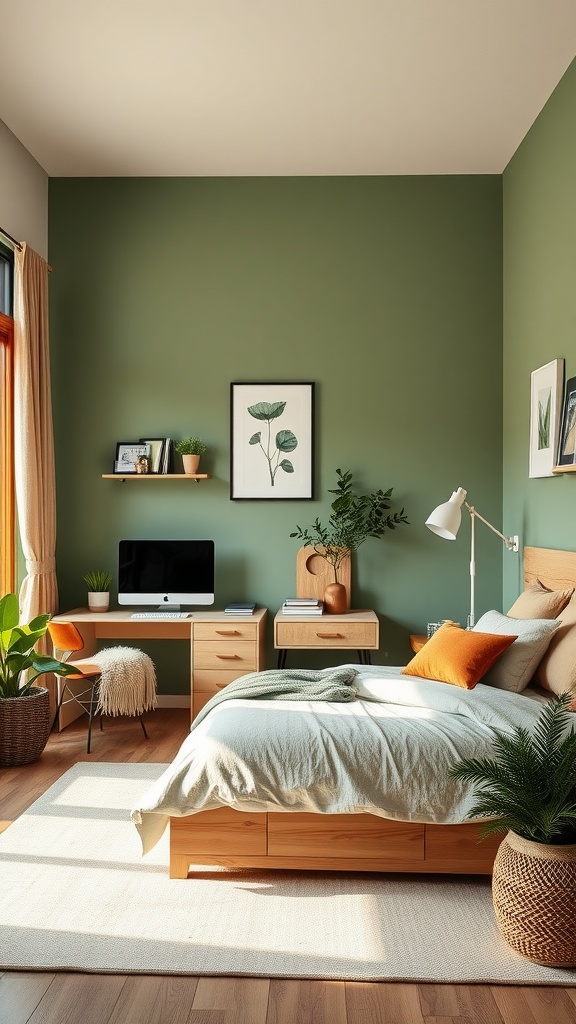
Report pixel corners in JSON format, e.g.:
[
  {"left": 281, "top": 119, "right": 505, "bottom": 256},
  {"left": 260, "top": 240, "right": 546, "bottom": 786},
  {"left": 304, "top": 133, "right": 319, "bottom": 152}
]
[
  {"left": 409, "top": 634, "right": 427, "bottom": 653},
  {"left": 274, "top": 609, "right": 379, "bottom": 668}
]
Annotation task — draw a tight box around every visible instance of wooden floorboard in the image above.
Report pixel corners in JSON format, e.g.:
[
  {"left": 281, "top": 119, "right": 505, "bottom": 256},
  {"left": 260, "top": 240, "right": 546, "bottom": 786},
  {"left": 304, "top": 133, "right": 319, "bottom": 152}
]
[{"left": 0, "top": 708, "right": 574, "bottom": 1024}]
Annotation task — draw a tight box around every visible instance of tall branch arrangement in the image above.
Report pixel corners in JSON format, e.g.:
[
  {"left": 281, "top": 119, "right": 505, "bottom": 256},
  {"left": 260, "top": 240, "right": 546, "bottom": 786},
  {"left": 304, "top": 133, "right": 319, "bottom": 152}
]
[{"left": 290, "top": 468, "right": 409, "bottom": 583}]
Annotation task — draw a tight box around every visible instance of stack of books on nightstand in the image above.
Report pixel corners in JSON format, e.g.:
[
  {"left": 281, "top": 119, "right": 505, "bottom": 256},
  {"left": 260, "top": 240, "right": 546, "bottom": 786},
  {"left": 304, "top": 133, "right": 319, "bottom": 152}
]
[{"left": 281, "top": 598, "right": 324, "bottom": 615}]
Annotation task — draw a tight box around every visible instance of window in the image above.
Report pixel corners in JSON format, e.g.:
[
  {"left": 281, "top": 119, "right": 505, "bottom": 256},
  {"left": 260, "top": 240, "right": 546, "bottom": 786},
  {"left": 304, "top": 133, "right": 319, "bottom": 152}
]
[{"left": 0, "top": 241, "right": 15, "bottom": 593}]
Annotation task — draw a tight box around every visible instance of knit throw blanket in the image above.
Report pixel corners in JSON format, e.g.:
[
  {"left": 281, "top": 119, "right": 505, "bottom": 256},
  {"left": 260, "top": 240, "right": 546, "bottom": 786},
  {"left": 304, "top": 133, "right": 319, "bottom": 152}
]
[
  {"left": 92, "top": 647, "right": 158, "bottom": 717},
  {"left": 191, "top": 665, "right": 358, "bottom": 732}
]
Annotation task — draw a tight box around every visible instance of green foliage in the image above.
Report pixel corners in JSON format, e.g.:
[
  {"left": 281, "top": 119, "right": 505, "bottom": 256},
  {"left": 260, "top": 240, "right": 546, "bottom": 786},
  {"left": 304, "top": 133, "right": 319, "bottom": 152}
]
[
  {"left": 82, "top": 569, "right": 113, "bottom": 592},
  {"left": 449, "top": 692, "right": 576, "bottom": 845},
  {"left": 290, "top": 468, "right": 409, "bottom": 582},
  {"left": 537, "top": 392, "right": 551, "bottom": 450},
  {"left": 247, "top": 401, "right": 297, "bottom": 485},
  {"left": 174, "top": 436, "right": 208, "bottom": 456},
  {"left": 0, "top": 593, "right": 81, "bottom": 699}
]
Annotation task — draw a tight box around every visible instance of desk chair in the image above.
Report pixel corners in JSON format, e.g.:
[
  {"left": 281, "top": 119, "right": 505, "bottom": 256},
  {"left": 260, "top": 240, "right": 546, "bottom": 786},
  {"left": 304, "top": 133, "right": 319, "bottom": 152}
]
[{"left": 48, "top": 621, "right": 149, "bottom": 753}]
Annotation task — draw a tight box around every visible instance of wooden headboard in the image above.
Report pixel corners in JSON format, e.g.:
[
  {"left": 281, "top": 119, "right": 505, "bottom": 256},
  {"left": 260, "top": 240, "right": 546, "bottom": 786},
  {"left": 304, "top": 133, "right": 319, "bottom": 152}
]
[{"left": 523, "top": 547, "right": 576, "bottom": 592}]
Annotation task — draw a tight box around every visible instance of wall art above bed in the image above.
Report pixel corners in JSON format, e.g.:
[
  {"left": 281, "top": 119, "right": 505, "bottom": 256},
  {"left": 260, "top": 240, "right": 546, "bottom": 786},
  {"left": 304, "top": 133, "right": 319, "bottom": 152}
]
[{"left": 529, "top": 358, "right": 564, "bottom": 478}]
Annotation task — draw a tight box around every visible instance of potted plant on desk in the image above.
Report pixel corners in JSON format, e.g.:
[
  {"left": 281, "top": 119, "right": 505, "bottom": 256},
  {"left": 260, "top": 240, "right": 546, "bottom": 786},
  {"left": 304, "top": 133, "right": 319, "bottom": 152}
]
[
  {"left": 174, "top": 437, "right": 208, "bottom": 475},
  {"left": 83, "top": 569, "right": 113, "bottom": 612},
  {"left": 290, "top": 468, "right": 409, "bottom": 613},
  {"left": 449, "top": 692, "right": 576, "bottom": 967},
  {"left": 0, "top": 593, "right": 83, "bottom": 767}
]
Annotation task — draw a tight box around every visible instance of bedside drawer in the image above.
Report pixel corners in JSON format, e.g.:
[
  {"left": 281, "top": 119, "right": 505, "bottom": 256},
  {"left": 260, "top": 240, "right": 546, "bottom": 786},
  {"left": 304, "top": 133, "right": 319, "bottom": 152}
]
[
  {"left": 194, "top": 640, "right": 257, "bottom": 672},
  {"left": 194, "top": 621, "right": 258, "bottom": 642},
  {"left": 275, "top": 619, "right": 378, "bottom": 650}
]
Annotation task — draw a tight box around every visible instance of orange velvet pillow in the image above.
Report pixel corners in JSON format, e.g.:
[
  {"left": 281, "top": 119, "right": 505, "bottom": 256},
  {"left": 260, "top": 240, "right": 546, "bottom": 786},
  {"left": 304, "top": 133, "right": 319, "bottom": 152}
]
[{"left": 402, "top": 621, "right": 518, "bottom": 690}]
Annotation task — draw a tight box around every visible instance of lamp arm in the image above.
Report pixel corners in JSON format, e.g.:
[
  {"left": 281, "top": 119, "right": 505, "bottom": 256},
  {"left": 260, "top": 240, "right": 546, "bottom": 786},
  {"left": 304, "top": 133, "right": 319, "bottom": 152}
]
[{"left": 464, "top": 503, "right": 518, "bottom": 551}]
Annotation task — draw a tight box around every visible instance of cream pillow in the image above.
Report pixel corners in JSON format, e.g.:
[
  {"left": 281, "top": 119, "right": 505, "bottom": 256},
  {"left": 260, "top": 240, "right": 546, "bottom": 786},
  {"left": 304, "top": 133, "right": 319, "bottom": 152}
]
[
  {"left": 535, "top": 594, "right": 576, "bottom": 698},
  {"left": 507, "top": 579, "right": 574, "bottom": 620},
  {"left": 473, "top": 610, "right": 560, "bottom": 693}
]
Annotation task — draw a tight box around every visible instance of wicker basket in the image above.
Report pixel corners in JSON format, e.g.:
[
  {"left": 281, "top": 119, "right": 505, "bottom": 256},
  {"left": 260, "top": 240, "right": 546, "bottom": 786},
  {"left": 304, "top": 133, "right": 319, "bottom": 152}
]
[
  {"left": 492, "top": 830, "right": 576, "bottom": 967},
  {"left": 0, "top": 686, "right": 52, "bottom": 767}
]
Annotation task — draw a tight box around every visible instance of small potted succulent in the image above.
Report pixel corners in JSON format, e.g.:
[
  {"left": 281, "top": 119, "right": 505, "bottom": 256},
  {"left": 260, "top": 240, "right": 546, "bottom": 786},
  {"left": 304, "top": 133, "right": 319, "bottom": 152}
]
[
  {"left": 83, "top": 569, "right": 113, "bottom": 612},
  {"left": 174, "top": 436, "right": 208, "bottom": 475},
  {"left": 0, "top": 593, "right": 81, "bottom": 766}
]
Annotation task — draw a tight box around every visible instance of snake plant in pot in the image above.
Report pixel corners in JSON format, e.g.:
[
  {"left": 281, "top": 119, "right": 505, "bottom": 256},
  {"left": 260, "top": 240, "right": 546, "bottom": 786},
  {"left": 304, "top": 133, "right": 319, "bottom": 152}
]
[
  {"left": 449, "top": 691, "right": 576, "bottom": 967},
  {"left": 0, "top": 593, "right": 80, "bottom": 767}
]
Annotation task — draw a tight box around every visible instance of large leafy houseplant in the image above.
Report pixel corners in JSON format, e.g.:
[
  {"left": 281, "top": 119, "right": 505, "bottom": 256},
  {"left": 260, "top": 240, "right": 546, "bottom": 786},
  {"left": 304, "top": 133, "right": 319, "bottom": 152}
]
[
  {"left": 290, "top": 468, "right": 409, "bottom": 583},
  {"left": 0, "top": 593, "right": 78, "bottom": 699},
  {"left": 448, "top": 691, "right": 576, "bottom": 845}
]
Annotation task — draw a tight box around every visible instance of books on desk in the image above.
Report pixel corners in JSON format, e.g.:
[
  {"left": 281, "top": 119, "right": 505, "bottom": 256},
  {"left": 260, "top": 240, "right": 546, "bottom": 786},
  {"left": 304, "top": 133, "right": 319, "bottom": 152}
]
[
  {"left": 225, "top": 602, "right": 256, "bottom": 615},
  {"left": 281, "top": 598, "right": 324, "bottom": 615}
]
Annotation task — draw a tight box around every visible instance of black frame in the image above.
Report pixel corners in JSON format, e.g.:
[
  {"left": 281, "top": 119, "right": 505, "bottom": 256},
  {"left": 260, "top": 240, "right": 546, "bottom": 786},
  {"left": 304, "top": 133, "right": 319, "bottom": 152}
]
[
  {"left": 114, "top": 441, "right": 151, "bottom": 474},
  {"left": 139, "top": 437, "right": 166, "bottom": 474},
  {"left": 556, "top": 375, "right": 576, "bottom": 468},
  {"left": 230, "top": 381, "right": 315, "bottom": 500}
]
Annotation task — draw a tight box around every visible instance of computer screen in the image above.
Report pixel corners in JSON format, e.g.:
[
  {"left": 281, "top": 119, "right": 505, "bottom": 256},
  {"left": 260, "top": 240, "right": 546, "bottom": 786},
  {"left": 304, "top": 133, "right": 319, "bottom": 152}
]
[{"left": 118, "top": 539, "right": 215, "bottom": 608}]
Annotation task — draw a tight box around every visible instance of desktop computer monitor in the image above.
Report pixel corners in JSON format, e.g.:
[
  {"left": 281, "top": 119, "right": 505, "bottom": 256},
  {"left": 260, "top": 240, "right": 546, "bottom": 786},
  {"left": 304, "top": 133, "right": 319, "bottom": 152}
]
[{"left": 118, "top": 539, "right": 215, "bottom": 609}]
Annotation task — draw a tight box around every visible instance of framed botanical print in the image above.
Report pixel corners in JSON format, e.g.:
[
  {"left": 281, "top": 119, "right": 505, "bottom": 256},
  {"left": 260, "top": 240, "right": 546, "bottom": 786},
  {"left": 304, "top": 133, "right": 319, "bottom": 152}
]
[
  {"left": 230, "top": 381, "right": 314, "bottom": 500},
  {"left": 529, "top": 359, "right": 564, "bottom": 478},
  {"left": 557, "top": 373, "right": 576, "bottom": 469}
]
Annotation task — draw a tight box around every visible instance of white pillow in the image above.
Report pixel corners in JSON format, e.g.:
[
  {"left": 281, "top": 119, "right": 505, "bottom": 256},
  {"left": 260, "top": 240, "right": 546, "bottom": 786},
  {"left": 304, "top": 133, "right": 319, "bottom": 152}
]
[{"left": 472, "top": 610, "right": 561, "bottom": 693}]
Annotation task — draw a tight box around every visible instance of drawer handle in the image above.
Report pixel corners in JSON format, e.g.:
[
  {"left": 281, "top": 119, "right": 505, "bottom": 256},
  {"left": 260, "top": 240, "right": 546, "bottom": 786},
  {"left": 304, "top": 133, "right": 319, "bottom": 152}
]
[
  {"left": 215, "top": 682, "right": 229, "bottom": 689},
  {"left": 215, "top": 629, "right": 239, "bottom": 636},
  {"left": 216, "top": 653, "right": 240, "bottom": 660},
  {"left": 316, "top": 632, "right": 343, "bottom": 639}
]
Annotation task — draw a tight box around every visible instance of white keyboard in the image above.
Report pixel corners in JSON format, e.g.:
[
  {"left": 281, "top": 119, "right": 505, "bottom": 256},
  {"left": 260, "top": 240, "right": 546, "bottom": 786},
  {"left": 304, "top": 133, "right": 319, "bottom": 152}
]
[{"left": 130, "top": 611, "right": 191, "bottom": 619}]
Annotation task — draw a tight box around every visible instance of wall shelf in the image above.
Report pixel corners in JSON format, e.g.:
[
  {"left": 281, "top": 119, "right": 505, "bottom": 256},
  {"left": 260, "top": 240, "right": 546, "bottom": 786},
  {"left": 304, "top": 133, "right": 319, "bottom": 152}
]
[
  {"left": 552, "top": 465, "right": 576, "bottom": 474},
  {"left": 102, "top": 474, "right": 210, "bottom": 482}
]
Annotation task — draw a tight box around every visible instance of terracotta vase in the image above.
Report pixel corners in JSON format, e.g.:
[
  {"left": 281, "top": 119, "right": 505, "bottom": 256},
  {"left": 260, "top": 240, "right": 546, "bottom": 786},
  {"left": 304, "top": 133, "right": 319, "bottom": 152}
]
[
  {"left": 182, "top": 454, "right": 200, "bottom": 475},
  {"left": 323, "top": 582, "right": 348, "bottom": 614}
]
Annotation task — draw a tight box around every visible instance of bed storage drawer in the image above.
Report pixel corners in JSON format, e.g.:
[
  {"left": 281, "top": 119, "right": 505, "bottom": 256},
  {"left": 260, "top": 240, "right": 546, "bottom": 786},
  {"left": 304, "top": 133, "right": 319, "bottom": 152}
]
[
  {"left": 170, "top": 810, "right": 266, "bottom": 860},
  {"left": 267, "top": 813, "right": 425, "bottom": 862}
]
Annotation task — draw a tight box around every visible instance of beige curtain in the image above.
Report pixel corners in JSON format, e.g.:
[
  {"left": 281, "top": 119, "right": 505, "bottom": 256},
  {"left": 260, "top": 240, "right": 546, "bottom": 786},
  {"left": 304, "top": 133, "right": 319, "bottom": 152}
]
[{"left": 13, "top": 243, "right": 58, "bottom": 623}]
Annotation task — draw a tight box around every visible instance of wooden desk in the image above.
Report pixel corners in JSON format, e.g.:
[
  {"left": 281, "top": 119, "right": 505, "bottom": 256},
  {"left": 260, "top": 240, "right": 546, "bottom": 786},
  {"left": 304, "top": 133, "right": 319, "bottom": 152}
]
[
  {"left": 51, "top": 607, "right": 267, "bottom": 727},
  {"left": 274, "top": 609, "right": 379, "bottom": 668}
]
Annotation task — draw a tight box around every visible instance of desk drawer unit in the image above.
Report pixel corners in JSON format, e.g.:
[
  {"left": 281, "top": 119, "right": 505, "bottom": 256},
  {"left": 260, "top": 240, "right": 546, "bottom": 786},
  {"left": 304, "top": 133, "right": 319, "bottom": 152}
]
[
  {"left": 275, "top": 617, "right": 378, "bottom": 651},
  {"left": 191, "top": 614, "right": 266, "bottom": 720}
]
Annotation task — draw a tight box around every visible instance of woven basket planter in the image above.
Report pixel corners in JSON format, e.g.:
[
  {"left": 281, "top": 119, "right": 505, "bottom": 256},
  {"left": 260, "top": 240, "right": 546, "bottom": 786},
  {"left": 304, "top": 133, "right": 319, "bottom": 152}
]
[
  {"left": 492, "top": 830, "right": 576, "bottom": 967},
  {"left": 0, "top": 686, "right": 52, "bottom": 768}
]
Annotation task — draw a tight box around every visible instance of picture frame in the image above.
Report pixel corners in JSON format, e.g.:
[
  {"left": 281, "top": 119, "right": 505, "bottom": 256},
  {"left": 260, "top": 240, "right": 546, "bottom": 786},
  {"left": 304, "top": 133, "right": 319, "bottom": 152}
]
[
  {"left": 114, "top": 441, "right": 151, "bottom": 474},
  {"left": 557, "top": 373, "right": 576, "bottom": 469},
  {"left": 230, "top": 381, "right": 314, "bottom": 500},
  {"left": 139, "top": 437, "right": 166, "bottom": 474},
  {"left": 529, "top": 359, "right": 564, "bottom": 478}
]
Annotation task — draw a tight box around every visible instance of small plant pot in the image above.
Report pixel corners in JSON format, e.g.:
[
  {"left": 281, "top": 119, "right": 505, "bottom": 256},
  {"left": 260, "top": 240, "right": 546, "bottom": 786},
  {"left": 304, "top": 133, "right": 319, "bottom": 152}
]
[
  {"left": 88, "top": 591, "right": 110, "bottom": 612},
  {"left": 182, "top": 454, "right": 200, "bottom": 475},
  {"left": 323, "top": 582, "right": 349, "bottom": 614}
]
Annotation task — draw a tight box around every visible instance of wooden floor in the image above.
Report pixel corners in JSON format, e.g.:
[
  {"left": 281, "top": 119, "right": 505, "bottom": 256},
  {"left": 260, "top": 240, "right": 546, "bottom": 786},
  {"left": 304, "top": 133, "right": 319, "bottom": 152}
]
[{"left": 1, "top": 709, "right": 575, "bottom": 1024}]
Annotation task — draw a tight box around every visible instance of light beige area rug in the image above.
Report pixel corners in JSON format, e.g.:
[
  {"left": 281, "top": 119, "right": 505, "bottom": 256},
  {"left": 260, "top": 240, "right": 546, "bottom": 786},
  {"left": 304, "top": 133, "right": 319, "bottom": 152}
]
[{"left": 1, "top": 762, "right": 575, "bottom": 985}]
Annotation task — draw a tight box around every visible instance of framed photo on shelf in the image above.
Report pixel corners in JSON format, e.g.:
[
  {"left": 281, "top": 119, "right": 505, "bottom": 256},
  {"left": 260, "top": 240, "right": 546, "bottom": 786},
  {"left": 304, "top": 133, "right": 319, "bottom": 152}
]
[
  {"left": 230, "top": 381, "right": 315, "bottom": 500},
  {"left": 139, "top": 437, "right": 166, "bottom": 474},
  {"left": 529, "top": 359, "right": 564, "bottom": 478},
  {"left": 556, "top": 374, "right": 576, "bottom": 469},
  {"left": 114, "top": 441, "right": 151, "bottom": 474}
]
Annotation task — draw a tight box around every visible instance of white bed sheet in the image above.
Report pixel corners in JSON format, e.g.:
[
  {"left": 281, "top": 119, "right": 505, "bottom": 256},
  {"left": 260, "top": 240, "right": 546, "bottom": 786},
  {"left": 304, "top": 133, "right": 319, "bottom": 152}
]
[{"left": 131, "top": 665, "right": 548, "bottom": 854}]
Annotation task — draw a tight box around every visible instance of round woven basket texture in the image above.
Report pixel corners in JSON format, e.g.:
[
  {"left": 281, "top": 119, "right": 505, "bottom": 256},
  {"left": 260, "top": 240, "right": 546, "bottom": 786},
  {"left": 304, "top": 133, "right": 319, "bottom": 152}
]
[
  {"left": 0, "top": 687, "right": 51, "bottom": 767},
  {"left": 492, "top": 830, "right": 576, "bottom": 967}
]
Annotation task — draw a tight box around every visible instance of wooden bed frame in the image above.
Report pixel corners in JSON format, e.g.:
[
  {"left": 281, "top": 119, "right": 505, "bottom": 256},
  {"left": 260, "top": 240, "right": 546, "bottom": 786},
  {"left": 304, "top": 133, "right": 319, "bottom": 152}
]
[{"left": 169, "top": 546, "right": 576, "bottom": 878}]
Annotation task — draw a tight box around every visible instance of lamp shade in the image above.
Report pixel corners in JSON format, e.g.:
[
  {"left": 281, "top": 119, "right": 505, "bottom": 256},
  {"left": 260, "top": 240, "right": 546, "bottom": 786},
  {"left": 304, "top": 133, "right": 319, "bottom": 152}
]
[{"left": 425, "top": 487, "right": 467, "bottom": 541}]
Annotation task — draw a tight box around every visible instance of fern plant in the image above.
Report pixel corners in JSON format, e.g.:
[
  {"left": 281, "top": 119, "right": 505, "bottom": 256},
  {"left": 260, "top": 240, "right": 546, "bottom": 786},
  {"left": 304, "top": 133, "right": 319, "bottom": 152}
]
[
  {"left": 449, "top": 692, "right": 576, "bottom": 845},
  {"left": 290, "top": 468, "right": 409, "bottom": 583}
]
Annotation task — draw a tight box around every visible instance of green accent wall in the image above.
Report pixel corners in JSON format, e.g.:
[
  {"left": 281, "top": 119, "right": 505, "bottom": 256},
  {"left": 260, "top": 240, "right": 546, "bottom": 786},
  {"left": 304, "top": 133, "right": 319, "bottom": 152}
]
[
  {"left": 503, "top": 59, "right": 576, "bottom": 610},
  {"left": 49, "top": 175, "right": 503, "bottom": 692}
]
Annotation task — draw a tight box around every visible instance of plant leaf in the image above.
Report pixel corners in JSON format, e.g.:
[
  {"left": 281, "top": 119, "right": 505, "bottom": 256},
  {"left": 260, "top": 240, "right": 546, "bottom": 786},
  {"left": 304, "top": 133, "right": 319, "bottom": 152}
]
[
  {"left": 249, "top": 432, "right": 261, "bottom": 445},
  {"left": 247, "top": 401, "right": 286, "bottom": 422},
  {"left": 279, "top": 459, "right": 294, "bottom": 473},
  {"left": 276, "top": 430, "right": 298, "bottom": 453}
]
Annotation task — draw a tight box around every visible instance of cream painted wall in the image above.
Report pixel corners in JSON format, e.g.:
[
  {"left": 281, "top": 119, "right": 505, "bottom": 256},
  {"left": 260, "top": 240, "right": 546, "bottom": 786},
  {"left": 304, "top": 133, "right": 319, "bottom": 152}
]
[{"left": 0, "top": 117, "right": 48, "bottom": 258}]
